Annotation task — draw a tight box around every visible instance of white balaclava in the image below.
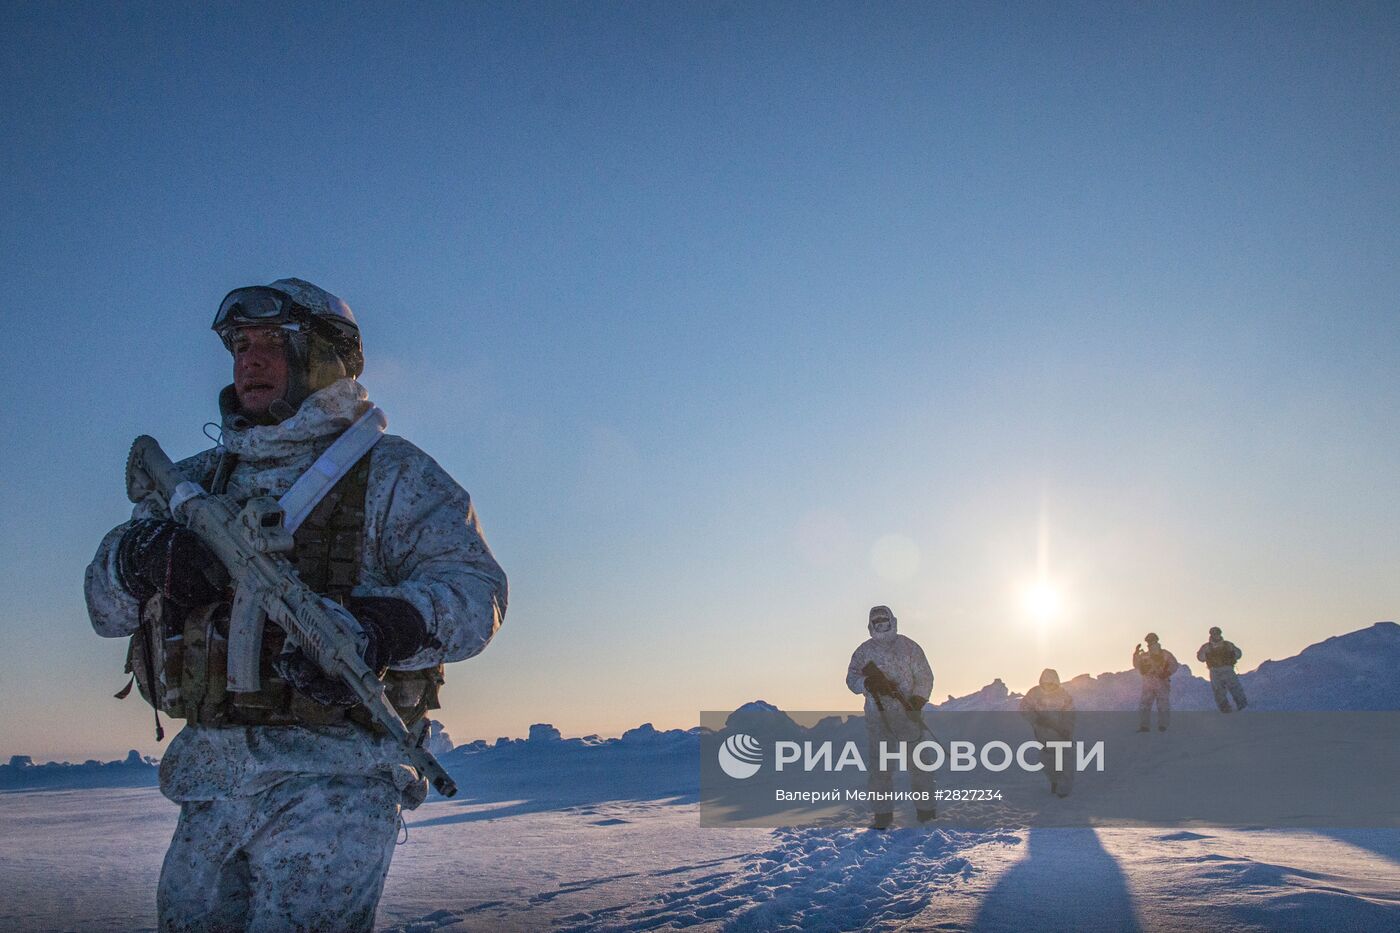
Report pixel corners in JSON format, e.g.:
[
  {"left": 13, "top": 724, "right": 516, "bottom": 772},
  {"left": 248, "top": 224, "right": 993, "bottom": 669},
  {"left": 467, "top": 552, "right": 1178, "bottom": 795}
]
[
  {"left": 868, "top": 605, "right": 897, "bottom": 642},
  {"left": 1040, "top": 668, "right": 1061, "bottom": 688}
]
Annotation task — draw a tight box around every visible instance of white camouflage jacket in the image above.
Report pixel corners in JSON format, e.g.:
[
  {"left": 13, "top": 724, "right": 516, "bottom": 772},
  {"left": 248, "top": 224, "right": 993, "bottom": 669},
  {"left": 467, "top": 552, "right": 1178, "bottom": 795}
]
[
  {"left": 845, "top": 618, "right": 934, "bottom": 715},
  {"left": 84, "top": 379, "right": 508, "bottom": 806}
]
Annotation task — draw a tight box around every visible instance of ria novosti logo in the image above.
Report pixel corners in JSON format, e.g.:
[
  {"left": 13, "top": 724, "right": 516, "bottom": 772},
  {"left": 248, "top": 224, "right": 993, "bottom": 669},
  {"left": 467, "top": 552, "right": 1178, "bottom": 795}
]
[
  {"left": 714, "top": 733, "right": 1107, "bottom": 779},
  {"left": 717, "top": 733, "right": 763, "bottom": 779}
]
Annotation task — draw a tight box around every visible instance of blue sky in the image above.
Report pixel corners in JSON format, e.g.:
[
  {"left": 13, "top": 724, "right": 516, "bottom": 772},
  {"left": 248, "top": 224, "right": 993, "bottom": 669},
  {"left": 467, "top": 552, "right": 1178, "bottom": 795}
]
[{"left": 2, "top": 2, "right": 1398, "bottom": 759}]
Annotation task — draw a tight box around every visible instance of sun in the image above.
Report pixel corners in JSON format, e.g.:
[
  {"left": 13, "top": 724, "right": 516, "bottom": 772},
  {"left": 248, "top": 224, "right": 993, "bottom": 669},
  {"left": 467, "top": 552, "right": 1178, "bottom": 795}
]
[{"left": 1022, "top": 581, "right": 1063, "bottom": 624}]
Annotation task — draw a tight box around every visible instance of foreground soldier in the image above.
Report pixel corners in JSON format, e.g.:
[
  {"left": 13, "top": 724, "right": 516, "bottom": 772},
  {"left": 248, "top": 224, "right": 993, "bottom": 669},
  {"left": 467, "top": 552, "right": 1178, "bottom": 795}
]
[
  {"left": 846, "top": 605, "right": 935, "bottom": 829},
  {"left": 1133, "top": 632, "right": 1179, "bottom": 732},
  {"left": 84, "top": 279, "right": 508, "bottom": 931},
  {"left": 1019, "top": 668, "right": 1075, "bottom": 797},
  {"left": 1197, "top": 626, "right": 1248, "bottom": 712}
]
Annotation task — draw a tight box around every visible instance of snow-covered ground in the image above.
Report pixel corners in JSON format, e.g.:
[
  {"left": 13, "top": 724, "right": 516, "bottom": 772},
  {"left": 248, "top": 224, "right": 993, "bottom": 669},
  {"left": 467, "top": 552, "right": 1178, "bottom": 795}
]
[
  {"left": 2, "top": 786, "right": 1396, "bottom": 931},
  {"left": 5, "top": 623, "right": 1397, "bottom": 930}
]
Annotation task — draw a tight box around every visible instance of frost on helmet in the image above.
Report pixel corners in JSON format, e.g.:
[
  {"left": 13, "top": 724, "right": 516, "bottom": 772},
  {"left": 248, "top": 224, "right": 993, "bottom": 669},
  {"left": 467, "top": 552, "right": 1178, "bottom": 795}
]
[{"left": 263, "top": 278, "right": 362, "bottom": 375}]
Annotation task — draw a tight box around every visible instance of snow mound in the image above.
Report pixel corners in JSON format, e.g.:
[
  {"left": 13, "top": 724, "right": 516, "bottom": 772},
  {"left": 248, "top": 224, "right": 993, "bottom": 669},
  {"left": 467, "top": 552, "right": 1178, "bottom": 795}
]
[
  {"left": 937, "top": 678, "right": 1021, "bottom": 711},
  {"left": 424, "top": 719, "right": 453, "bottom": 756},
  {"left": 1242, "top": 621, "right": 1400, "bottom": 710},
  {"left": 724, "top": 699, "right": 802, "bottom": 736},
  {"left": 425, "top": 723, "right": 703, "bottom": 815},
  {"left": 528, "top": 723, "right": 563, "bottom": 743},
  {"left": 934, "top": 668, "right": 1219, "bottom": 712},
  {"left": 1061, "top": 667, "right": 1216, "bottom": 711},
  {"left": 0, "top": 750, "right": 158, "bottom": 792}
]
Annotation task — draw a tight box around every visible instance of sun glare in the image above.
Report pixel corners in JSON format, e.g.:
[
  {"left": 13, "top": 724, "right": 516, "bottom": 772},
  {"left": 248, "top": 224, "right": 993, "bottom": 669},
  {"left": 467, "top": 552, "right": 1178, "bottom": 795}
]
[{"left": 1022, "top": 581, "right": 1062, "bottom": 624}]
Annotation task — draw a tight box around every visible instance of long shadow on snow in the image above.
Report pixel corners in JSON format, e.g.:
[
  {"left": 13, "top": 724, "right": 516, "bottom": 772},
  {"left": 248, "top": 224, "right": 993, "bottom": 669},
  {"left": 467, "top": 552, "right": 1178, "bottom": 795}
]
[
  {"left": 973, "top": 828, "right": 1141, "bottom": 933},
  {"left": 1312, "top": 828, "right": 1400, "bottom": 864},
  {"left": 412, "top": 733, "right": 701, "bottom": 827}
]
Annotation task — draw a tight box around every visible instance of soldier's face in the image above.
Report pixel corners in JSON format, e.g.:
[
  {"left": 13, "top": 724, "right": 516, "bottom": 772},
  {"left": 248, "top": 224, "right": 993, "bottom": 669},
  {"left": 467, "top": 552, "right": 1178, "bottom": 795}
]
[{"left": 231, "top": 326, "right": 291, "bottom": 415}]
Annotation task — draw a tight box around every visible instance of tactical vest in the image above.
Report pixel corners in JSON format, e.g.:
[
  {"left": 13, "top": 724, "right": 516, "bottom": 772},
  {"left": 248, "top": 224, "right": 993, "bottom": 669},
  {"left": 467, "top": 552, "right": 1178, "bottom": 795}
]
[
  {"left": 1138, "top": 650, "right": 1174, "bottom": 680},
  {"left": 120, "top": 450, "right": 444, "bottom": 733},
  {"left": 1203, "top": 641, "right": 1238, "bottom": 669}
]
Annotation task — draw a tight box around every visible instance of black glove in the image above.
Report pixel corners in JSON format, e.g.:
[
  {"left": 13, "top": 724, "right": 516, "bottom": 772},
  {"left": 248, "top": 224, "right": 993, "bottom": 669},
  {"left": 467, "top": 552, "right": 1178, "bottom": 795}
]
[
  {"left": 115, "top": 519, "right": 227, "bottom": 606},
  {"left": 273, "top": 645, "right": 359, "bottom": 706},
  {"left": 861, "top": 662, "right": 898, "bottom": 698},
  {"left": 864, "top": 674, "right": 895, "bottom": 697},
  {"left": 273, "top": 596, "right": 430, "bottom": 706},
  {"left": 908, "top": 695, "right": 927, "bottom": 709}
]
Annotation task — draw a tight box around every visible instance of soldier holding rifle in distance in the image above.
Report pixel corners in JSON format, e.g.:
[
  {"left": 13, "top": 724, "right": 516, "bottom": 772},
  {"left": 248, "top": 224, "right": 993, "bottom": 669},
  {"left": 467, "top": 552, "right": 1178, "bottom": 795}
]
[{"left": 1197, "top": 626, "right": 1248, "bottom": 712}]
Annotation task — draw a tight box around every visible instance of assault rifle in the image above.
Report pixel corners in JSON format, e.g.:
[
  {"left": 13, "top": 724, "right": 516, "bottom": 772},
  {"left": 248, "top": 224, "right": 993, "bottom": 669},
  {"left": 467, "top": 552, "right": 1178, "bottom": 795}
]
[
  {"left": 861, "top": 660, "right": 909, "bottom": 710},
  {"left": 861, "top": 661, "right": 936, "bottom": 735},
  {"left": 126, "top": 434, "right": 457, "bottom": 797}
]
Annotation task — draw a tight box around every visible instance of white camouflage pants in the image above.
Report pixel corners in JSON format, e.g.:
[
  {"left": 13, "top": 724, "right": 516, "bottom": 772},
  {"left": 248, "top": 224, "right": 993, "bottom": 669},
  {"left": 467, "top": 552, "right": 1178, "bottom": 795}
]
[
  {"left": 1209, "top": 667, "right": 1248, "bottom": 711},
  {"left": 1031, "top": 725, "right": 1075, "bottom": 795},
  {"left": 158, "top": 774, "right": 401, "bottom": 932},
  {"left": 1138, "top": 678, "right": 1171, "bottom": 731},
  {"left": 864, "top": 704, "right": 936, "bottom": 813}
]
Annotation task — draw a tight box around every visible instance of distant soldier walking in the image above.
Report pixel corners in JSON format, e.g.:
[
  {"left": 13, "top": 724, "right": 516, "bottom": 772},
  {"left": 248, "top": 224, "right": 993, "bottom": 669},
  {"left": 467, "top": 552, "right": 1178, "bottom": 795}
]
[
  {"left": 1133, "top": 633, "right": 1179, "bottom": 732},
  {"left": 1197, "top": 626, "right": 1247, "bottom": 712},
  {"left": 1019, "top": 668, "right": 1075, "bottom": 797}
]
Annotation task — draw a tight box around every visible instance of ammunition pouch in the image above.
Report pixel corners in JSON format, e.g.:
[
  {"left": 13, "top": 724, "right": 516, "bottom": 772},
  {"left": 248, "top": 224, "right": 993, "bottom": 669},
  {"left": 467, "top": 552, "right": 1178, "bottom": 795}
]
[
  {"left": 125, "top": 598, "right": 442, "bottom": 731},
  {"left": 120, "top": 449, "right": 444, "bottom": 734},
  {"left": 1204, "top": 644, "right": 1237, "bottom": 669}
]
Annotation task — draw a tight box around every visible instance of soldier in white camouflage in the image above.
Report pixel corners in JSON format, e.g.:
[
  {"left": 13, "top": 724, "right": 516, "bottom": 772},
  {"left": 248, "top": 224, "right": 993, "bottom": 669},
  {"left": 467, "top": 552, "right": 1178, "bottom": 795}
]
[
  {"left": 846, "top": 605, "right": 935, "bottom": 829},
  {"left": 1019, "top": 668, "right": 1075, "bottom": 797},
  {"left": 85, "top": 278, "right": 508, "bottom": 931}
]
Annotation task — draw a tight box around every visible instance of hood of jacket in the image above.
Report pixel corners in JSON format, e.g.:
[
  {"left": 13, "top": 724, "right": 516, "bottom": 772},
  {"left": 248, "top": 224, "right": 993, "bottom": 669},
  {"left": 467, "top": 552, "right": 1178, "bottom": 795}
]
[
  {"left": 868, "top": 608, "right": 898, "bottom": 642},
  {"left": 218, "top": 378, "right": 371, "bottom": 462}
]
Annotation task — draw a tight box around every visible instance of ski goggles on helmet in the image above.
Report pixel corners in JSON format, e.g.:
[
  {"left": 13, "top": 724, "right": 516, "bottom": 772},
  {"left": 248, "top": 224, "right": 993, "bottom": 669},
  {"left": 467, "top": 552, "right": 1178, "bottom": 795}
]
[{"left": 212, "top": 286, "right": 308, "bottom": 333}]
